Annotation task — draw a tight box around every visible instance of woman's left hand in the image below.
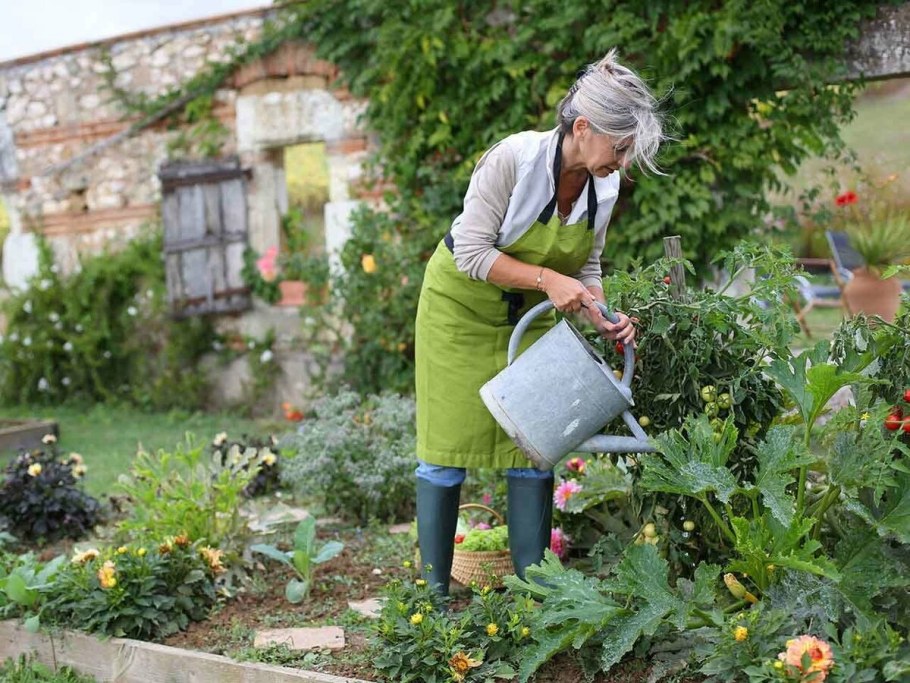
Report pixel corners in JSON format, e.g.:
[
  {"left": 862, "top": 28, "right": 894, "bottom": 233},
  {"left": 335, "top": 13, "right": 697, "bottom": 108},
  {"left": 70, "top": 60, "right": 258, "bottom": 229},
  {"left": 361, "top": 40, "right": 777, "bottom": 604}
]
[{"left": 582, "top": 306, "right": 636, "bottom": 346}]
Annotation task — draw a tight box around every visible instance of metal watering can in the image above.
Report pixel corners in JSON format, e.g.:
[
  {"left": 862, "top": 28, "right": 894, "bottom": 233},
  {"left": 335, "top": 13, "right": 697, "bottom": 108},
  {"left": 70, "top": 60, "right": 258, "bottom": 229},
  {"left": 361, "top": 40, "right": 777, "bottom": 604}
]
[{"left": 480, "top": 300, "right": 656, "bottom": 471}]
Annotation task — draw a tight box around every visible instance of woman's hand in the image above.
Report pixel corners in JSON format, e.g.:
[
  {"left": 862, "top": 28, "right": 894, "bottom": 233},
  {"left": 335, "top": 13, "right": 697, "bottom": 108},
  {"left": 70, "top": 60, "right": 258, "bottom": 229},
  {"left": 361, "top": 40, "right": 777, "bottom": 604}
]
[
  {"left": 543, "top": 270, "right": 597, "bottom": 313},
  {"left": 583, "top": 306, "right": 636, "bottom": 346}
]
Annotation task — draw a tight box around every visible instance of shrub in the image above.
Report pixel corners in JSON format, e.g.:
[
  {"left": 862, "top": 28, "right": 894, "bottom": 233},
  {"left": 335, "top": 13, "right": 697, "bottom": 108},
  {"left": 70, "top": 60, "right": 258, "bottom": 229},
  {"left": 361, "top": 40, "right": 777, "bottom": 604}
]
[
  {"left": 115, "top": 438, "right": 261, "bottom": 567},
  {"left": 42, "top": 539, "right": 219, "bottom": 640},
  {"left": 0, "top": 233, "right": 213, "bottom": 410},
  {"left": 0, "top": 439, "right": 103, "bottom": 544},
  {"left": 280, "top": 390, "right": 416, "bottom": 524}
]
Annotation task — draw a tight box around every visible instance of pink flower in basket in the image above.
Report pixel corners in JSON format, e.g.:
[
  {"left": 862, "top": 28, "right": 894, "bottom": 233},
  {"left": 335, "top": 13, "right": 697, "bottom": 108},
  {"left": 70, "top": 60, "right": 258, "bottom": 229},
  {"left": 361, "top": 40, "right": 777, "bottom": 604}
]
[
  {"left": 553, "top": 479, "right": 582, "bottom": 511},
  {"left": 550, "top": 527, "right": 570, "bottom": 559},
  {"left": 473, "top": 522, "right": 491, "bottom": 530}
]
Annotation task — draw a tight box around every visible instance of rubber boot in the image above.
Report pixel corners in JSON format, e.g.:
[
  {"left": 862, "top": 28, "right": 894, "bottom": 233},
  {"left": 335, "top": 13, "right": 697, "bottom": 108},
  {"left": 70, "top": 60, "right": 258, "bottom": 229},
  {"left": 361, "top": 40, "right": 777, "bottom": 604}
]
[
  {"left": 416, "top": 477, "right": 461, "bottom": 596},
  {"left": 506, "top": 475, "right": 554, "bottom": 581}
]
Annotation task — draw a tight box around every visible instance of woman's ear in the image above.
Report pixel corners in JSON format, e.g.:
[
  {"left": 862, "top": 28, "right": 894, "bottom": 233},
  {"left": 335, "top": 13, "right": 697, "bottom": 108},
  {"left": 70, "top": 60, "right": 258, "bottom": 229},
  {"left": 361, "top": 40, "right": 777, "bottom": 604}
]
[{"left": 572, "top": 116, "right": 590, "bottom": 138}]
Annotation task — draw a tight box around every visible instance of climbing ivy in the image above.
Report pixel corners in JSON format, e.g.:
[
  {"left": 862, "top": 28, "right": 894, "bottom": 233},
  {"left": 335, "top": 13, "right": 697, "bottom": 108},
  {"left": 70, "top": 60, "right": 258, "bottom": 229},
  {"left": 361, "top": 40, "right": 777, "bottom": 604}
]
[{"left": 290, "top": 0, "right": 885, "bottom": 393}]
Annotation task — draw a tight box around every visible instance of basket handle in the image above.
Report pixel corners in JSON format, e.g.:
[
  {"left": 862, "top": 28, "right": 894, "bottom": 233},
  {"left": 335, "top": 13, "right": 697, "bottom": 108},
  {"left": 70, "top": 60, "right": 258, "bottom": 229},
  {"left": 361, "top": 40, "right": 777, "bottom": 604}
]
[{"left": 458, "top": 503, "right": 505, "bottom": 526}]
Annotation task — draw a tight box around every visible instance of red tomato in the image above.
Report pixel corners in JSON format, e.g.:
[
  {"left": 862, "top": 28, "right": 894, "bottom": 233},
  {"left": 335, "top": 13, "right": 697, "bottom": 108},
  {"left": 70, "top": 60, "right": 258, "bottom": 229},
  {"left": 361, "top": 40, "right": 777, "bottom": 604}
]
[
  {"left": 885, "top": 414, "right": 903, "bottom": 431},
  {"left": 615, "top": 342, "right": 625, "bottom": 355},
  {"left": 903, "top": 418, "right": 910, "bottom": 434},
  {"left": 904, "top": 388, "right": 910, "bottom": 403},
  {"left": 663, "top": 276, "right": 671, "bottom": 285},
  {"left": 454, "top": 534, "right": 465, "bottom": 544}
]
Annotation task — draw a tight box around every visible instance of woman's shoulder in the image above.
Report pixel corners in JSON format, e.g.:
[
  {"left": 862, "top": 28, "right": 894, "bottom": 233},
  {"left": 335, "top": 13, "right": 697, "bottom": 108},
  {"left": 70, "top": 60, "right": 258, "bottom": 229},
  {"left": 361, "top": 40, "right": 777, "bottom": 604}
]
[{"left": 498, "top": 128, "right": 556, "bottom": 157}]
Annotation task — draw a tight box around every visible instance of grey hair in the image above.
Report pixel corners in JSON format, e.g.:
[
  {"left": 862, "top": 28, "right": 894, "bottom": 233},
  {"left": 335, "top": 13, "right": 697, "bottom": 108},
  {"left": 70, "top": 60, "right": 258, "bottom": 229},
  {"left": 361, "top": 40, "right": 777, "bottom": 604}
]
[{"left": 556, "top": 48, "right": 666, "bottom": 175}]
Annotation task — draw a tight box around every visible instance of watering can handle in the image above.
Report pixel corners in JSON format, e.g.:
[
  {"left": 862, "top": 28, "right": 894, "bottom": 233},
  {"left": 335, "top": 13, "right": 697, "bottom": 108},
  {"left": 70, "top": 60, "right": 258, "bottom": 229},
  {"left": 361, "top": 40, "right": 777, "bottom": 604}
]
[{"left": 506, "top": 300, "right": 635, "bottom": 390}]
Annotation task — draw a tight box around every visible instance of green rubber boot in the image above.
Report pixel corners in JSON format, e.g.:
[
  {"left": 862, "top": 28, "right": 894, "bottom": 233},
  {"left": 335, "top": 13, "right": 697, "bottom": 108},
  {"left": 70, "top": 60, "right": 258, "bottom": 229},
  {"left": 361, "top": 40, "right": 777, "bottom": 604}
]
[
  {"left": 416, "top": 478, "right": 461, "bottom": 596},
  {"left": 506, "top": 476, "right": 554, "bottom": 580}
]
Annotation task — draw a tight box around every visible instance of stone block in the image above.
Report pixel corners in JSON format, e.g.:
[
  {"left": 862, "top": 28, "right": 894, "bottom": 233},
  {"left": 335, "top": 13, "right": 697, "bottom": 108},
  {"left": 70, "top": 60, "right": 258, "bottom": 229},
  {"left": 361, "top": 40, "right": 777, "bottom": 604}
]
[
  {"left": 347, "top": 598, "right": 384, "bottom": 620},
  {"left": 253, "top": 627, "right": 345, "bottom": 651}
]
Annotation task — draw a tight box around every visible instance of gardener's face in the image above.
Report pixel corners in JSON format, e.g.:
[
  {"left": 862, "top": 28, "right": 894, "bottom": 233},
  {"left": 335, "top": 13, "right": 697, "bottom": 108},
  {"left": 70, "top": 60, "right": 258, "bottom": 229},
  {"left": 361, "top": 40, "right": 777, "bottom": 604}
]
[{"left": 575, "top": 118, "right": 632, "bottom": 177}]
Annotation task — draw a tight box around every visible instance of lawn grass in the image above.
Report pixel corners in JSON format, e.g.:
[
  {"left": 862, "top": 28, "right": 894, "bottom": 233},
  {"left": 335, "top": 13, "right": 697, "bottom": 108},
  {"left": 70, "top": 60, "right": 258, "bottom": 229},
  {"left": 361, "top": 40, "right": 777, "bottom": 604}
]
[{"left": 0, "top": 404, "right": 283, "bottom": 498}]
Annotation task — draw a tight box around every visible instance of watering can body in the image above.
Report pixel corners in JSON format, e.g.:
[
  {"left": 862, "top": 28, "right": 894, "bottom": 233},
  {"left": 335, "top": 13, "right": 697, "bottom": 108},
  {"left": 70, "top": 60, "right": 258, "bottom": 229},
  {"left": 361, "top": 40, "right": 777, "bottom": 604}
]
[{"left": 480, "top": 301, "right": 655, "bottom": 471}]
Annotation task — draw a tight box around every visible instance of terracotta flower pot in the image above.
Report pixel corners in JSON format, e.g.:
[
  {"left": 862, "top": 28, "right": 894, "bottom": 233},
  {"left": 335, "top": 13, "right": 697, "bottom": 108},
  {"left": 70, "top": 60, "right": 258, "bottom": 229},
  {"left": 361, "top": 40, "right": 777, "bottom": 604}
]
[
  {"left": 843, "top": 267, "right": 902, "bottom": 322},
  {"left": 277, "top": 280, "right": 307, "bottom": 307}
]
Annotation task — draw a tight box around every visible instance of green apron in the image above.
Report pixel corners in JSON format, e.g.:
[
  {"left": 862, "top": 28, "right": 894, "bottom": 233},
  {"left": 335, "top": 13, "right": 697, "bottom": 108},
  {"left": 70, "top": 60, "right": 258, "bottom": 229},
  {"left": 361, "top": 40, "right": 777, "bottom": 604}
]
[{"left": 415, "top": 134, "right": 599, "bottom": 469}]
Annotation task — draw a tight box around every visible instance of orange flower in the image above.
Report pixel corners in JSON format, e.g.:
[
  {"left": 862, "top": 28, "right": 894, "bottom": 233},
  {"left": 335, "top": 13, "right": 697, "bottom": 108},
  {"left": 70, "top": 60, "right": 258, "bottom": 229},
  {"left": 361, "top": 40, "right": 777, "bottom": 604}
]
[
  {"left": 97, "top": 561, "right": 117, "bottom": 589},
  {"left": 778, "top": 635, "right": 834, "bottom": 681},
  {"left": 361, "top": 254, "right": 377, "bottom": 274},
  {"left": 174, "top": 534, "right": 191, "bottom": 547},
  {"left": 199, "top": 546, "right": 226, "bottom": 574},
  {"left": 449, "top": 651, "right": 482, "bottom": 681}
]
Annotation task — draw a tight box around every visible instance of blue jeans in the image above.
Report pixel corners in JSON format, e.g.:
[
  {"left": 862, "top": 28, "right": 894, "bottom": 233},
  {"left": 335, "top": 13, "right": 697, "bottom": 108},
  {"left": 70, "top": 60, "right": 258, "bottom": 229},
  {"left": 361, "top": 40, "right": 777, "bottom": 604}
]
[{"left": 416, "top": 459, "right": 553, "bottom": 487}]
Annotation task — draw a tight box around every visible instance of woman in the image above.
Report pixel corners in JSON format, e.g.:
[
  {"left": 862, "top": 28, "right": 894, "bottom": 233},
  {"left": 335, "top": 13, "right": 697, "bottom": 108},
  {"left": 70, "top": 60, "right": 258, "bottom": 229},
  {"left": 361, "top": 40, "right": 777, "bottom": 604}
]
[{"left": 414, "top": 49, "right": 665, "bottom": 595}]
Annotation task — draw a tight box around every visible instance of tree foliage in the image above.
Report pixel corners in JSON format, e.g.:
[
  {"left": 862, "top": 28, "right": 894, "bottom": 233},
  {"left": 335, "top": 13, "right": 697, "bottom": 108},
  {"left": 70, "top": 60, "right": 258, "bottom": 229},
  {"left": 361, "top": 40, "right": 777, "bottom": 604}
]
[{"left": 288, "top": 0, "right": 881, "bottom": 393}]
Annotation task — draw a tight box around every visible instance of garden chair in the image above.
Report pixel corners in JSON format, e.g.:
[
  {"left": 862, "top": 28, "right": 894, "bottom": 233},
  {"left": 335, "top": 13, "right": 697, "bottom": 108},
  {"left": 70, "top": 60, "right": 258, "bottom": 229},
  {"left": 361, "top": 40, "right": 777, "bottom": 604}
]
[{"left": 790, "top": 274, "right": 842, "bottom": 338}]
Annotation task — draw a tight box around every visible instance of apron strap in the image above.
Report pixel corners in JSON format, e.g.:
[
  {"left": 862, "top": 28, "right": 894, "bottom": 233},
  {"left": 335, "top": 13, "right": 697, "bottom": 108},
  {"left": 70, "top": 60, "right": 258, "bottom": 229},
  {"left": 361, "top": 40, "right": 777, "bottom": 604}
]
[
  {"left": 501, "top": 291, "right": 525, "bottom": 326},
  {"left": 537, "top": 132, "right": 597, "bottom": 229}
]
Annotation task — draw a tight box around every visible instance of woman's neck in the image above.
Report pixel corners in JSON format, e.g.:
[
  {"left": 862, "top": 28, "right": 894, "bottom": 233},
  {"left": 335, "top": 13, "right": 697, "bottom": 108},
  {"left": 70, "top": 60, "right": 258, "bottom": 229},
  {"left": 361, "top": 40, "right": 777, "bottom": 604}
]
[{"left": 559, "top": 133, "right": 588, "bottom": 178}]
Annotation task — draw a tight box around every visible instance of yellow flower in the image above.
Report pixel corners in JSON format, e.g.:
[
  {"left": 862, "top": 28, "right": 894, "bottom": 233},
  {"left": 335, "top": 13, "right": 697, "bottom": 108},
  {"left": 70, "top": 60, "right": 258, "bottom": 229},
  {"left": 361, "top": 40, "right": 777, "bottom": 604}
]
[
  {"left": 402, "top": 560, "right": 412, "bottom": 568},
  {"left": 97, "top": 561, "right": 117, "bottom": 589},
  {"left": 42, "top": 433, "right": 57, "bottom": 445},
  {"left": 734, "top": 626, "right": 749, "bottom": 642},
  {"left": 361, "top": 254, "right": 377, "bottom": 274},
  {"left": 72, "top": 464, "right": 87, "bottom": 478},
  {"left": 481, "top": 585, "right": 491, "bottom": 596},
  {"left": 68, "top": 453, "right": 84, "bottom": 465},
  {"left": 860, "top": 412, "right": 871, "bottom": 421},
  {"left": 410, "top": 613, "right": 423, "bottom": 625},
  {"left": 774, "top": 661, "right": 784, "bottom": 670},
  {"left": 199, "top": 546, "right": 225, "bottom": 574},
  {"left": 71, "top": 548, "right": 99, "bottom": 564},
  {"left": 159, "top": 542, "right": 173, "bottom": 554},
  {"left": 261, "top": 449, "right": 277, "bottom": 466},
  {"left": 212, "top": 432, "right": 228, "bottom": 447},
  {"left": 136, "top": 547, "right": 147, "bottom": 557},
  {"left": 486, "top": 623, "right": 499, "bottom": 637},
  {"left": 520, "top": 626, "right": 531, "bottom": 638},
  {"left": 415, "top": 578, "right": 427, "bottom": 587},
  {"left": 448, "top": 651, "right": 482, "bottom": 680},
  {"left": 116, "top": 546, "right": 128, "bottom": 554},
  {"left": 27, "top": 463, "right": 42, "bottom": 477}
]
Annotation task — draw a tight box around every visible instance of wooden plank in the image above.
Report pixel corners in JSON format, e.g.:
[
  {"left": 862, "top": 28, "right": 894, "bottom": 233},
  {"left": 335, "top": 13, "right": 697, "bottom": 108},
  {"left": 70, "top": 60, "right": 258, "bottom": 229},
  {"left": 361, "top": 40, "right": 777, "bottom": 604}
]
[
  {"left": 161, "top": 191, "right": 180, "bottom": 245},
  {"left": 663, "top": 235, "right": 685, "bottom": 300},
  {"left": 203, "top": 182, "right": 223, "bottom": 237},
  {"left": 162, "top": 233, "right": 245, "bottom": 254},
  {"left": 0, "top": 621, "right": 375, "bottom": 683},
  {"left": 177, "top": 184, "right": 206, "bottom": 242},
  {"left": 181, "top": 247, "right": 209, "bottom": 301},
  {"left": 224, "top": 241, "right": 247, "bottom": 290},
  {"left": 208, "top": 245, "right": 227, "bottom": 297},
  {"left": 220, "top": 177, "right": 248, "bottom": 237},
  {"left": 164, "top": 253, "right": 184, "bottom": 305}
]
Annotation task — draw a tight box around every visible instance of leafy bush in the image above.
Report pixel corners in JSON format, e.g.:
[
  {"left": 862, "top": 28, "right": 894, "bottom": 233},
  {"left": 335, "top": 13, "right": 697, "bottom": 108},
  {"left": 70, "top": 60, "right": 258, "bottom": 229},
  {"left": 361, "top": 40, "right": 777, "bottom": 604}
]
[
  {"left": 280, "top": 390, "right": 416, "bottom": 524},
  {"left": 0, "top": 551, "right": 66, "bottom": 628},
  {"left": 115, "top": 439, "right": 261, "bottom": 566},
  {"left": 41, "top": 539, "right": 219, "bottom": 640},
  {"left": 374, "top": 567, "right": 536, "bottom": 683},
  {"left": 0, "top": 440, "right": 103, "bottom": 544},
  {"left": 0, "top": 234, "right": 213, "bottom": 410}
]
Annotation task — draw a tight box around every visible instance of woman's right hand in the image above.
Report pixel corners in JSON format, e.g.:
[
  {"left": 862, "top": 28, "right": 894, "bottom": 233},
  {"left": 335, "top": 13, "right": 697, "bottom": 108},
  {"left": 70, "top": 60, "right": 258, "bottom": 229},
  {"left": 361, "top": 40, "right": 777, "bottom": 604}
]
[{"left": 542, "top": 270, "right": 596, "bottom": 313}]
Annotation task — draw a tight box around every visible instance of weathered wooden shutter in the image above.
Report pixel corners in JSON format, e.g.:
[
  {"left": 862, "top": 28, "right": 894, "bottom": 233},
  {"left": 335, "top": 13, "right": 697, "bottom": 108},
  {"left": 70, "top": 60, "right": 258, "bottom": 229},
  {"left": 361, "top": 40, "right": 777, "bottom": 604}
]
[{"left": 159, "top": 157, "right": 251, "bottom": 317}]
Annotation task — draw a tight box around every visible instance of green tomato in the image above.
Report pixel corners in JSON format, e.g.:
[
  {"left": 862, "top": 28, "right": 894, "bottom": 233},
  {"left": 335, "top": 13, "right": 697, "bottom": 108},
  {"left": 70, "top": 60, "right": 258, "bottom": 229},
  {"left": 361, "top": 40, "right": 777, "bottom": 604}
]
[
  {"left": 709, "top": 417, "right": 724, "bottom": 432},
  {"left": 703, "top": 401, "right": 719, "bottom": 418},
  {"left": 700, "top": 385, "right": 717, "bottom": 403},
  {"left": 683, "top": 520, "right": 696, "bottom": 532},
  {"left": 717, "top": 392, "right": 732, "bottom": 410}
]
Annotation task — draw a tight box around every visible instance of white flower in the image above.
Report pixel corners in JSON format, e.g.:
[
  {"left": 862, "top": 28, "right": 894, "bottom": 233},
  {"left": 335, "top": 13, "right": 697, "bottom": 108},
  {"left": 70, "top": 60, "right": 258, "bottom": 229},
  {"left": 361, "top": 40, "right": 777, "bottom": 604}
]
[
  {"left": 103, "top": 351, "right": 112, "bottom": 358},
  {"left": 212, "top": 341, "right": 223, "bottom": 351},
  {"left": 54, "top": 322, "right": 63, "bottom": 330},
  {"left": 9, "top": 332, "right": 18, "bottom": 342},
  {"left": 259, "top": 349, "right": 274, "bottom": 363},
  {"left": 247, "top": 340, "right": 255, "bottom": 349},
  {"left": 75, "top": 324, "right": 84, "bottom": 333},
  {"left": 61, "top": 376, "right": 71, "bottom": 386},
  {"left": 37, "top": 377, "right": 49, "bottom": 392},
  {"left": 23, "top": 301, "right": 32, "bottom": 314},
  {"left": 50, "top": 264, "right": 59, "bottom": 273},
  {"left": 146, "top": 289, "right": 154, "bottom": 299},
  {"left": 49, "top": 312, "right": 59, "bottom": 322},
  {"left": 22, "top": 336, "right": 31, "bottom": 347},
  {"left": 212, "top": 432, "right": 228, "bottom": 447},
  {"left": 63, "top": 341, "right": 73, "bottom": 352},
  {"left": 39, "top": 279, "right": 51, "bottom": 290},
  {"left": 42, "top": 433, "right": 57, "bottom": 444},
  {"left": 126, "top": 306, "right": 138, "bottom": 316}
]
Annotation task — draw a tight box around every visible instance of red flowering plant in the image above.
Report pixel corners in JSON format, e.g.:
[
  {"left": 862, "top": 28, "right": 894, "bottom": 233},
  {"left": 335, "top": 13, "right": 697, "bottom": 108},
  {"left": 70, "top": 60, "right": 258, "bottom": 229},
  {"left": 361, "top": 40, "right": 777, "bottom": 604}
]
[{"left": 830, "top": 176, "right": 910, "bottom": 277}]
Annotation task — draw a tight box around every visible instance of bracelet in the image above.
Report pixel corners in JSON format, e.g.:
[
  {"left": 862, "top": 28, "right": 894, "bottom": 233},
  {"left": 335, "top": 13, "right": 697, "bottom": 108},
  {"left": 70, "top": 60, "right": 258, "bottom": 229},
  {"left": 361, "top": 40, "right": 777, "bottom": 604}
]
[{"left": 535, "top": 267, "right": 545, "bottom": 291}]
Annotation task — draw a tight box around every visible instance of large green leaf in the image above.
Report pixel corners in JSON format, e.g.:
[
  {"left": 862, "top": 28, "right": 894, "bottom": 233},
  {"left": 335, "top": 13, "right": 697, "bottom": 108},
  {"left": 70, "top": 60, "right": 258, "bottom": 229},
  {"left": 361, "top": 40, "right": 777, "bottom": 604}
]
[
  {"left": 250, "top": 543, "right": 293, "bottom": 568},
  {"left": 294, "top": 516, "right": 317, "bottom": 555},
  {"left": 313, "top": 540, "right": 344, "bottom": 565},
  {"left": 833, "top": 530, "right": 909, "bottom": 625},
  {"left": 643, "top": 416, "right": 739, "bottom": 503},
  {"left": 286, "top": 578, "right": 310, "bottom": 603},
  {"left": 749, "top": 426, "right": 814, "bottom": 526},
  {"left": 765, "top": 342, "right": 870, "bottom": 432},
  {"left": 3, "top": 573, "right": 37, "bottom": 607}
]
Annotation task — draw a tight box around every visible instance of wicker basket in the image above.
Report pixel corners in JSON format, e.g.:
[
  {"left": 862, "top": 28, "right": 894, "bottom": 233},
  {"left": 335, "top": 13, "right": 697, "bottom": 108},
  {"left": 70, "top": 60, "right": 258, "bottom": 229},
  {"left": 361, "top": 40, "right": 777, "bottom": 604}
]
[{"left": 450, "top": 503, "right": 514, "bottom": 587}]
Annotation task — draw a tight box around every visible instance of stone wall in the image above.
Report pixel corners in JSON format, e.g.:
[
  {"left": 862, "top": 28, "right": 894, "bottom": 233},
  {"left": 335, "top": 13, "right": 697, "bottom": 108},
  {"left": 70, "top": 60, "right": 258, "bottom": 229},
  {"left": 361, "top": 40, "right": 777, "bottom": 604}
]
[
  {"left": 0, "top": 7, "right": 370, "bottom": 285},
  {"left": 0, "top": 7, "right": 373, "bottom": 409}
]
